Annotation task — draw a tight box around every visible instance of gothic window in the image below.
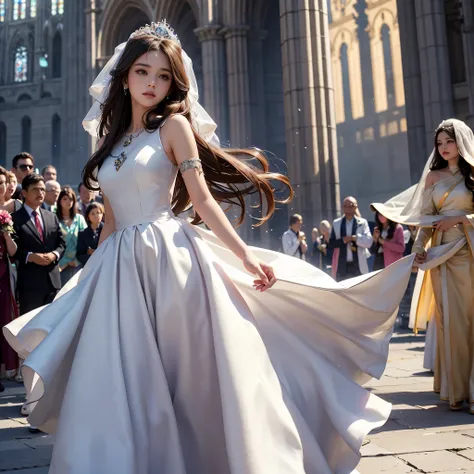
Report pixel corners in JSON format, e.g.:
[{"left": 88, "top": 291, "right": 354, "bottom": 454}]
[
  {"left": 22, "top": 116, "right": 31, "bottom": 152},
  {"left": 0, "top": 0, "right": 5, "bottom": 22},
  {"left": 340, "top": 43, "right": 352, "bottom": 121},
  {"left": 30, "top": 0, "right": 37, "bottom": 17},
  {"left": 52, "top": 114, "right": 61, "bottom": 164},
  {"left": 381, "top": 25, "right": 395, "bottom": 108},
  {"left": 14, "top": 45, "right": 28, "bottom": 83},
  {"left": 52, "top": 32, "right": 62, "bottom": 78},
  {"left": 51, "top": 0, "right": 64, "bottom": 16},
  {"left": 0, "top": 122, "right": 6, "bottom": 166},
  {"left": 13, "top": 0, "right": 27, "bottom": 20}
]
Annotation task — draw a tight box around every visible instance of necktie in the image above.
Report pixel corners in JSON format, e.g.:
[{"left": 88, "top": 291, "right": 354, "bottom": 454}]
[{"left": 32, "top": 210, "right": 44, "bottom": 241}]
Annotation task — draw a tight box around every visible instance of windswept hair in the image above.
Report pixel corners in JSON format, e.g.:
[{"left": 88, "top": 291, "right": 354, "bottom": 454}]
[{"left": 82, "top": 35, "right": 293, "bottom": 226}]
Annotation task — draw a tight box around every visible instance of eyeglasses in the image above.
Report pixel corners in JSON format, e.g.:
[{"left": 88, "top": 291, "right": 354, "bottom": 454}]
[
  {"left": 343, "top": 203, "right": 358, "bottom": 208},
  {"left": 17, "top": 164, "right": 34, "bottom": 171}
]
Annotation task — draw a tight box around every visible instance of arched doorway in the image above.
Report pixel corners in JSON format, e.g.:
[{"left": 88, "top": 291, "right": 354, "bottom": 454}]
[
  {"left": 100, "top": 5, "right": 151, "bottom": 58},
  {"left": 172, "top": 2, "right": 203, "bottom": 96}
]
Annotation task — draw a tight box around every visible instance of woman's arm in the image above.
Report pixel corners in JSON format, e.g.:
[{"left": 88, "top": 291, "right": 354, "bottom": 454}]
[
  {"left": 3, "top": 232, "right": 17, "bottom": 257},
  {"left": 164, "top": 115, "right": 274, "bottom": 290},
  {"left": 98, "top": 194, "right": 116, "bottom": 246}
]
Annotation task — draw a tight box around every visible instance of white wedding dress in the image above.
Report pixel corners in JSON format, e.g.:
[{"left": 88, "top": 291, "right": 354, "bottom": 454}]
[{"left": 4, "top": 128, "right": 415, "bottom": 474}]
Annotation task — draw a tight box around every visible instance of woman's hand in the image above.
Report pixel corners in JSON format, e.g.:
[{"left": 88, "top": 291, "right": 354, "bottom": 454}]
[
  {"left": 373, "top": 228, "right": 380, "bottom": 242},
  {"left": 433, "top": 216, "right": 460, "bottom": 232},
  {"left": 414, "top": 251, "right": 427, "bottom": 265},
  {"left": 243, "top": 251, "right": 276, "bottom": 292}
]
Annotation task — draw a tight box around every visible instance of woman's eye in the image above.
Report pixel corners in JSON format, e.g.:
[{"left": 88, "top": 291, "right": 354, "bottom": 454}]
[
  {"left": 159, "top": 75, "right": 170, "bottom": 81},
  {"left": 136, "top": 69, "right": 147, "bottom": 75}
]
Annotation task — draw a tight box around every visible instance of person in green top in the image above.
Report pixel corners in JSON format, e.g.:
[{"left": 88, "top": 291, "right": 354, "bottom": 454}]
[{"left": 56, "top": 186, "right": 86, "bottom": 285}]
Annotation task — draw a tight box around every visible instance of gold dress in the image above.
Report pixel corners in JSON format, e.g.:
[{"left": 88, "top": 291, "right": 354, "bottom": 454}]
[{"left": 412, "top": 170, "right": 474, "bottom": 404}]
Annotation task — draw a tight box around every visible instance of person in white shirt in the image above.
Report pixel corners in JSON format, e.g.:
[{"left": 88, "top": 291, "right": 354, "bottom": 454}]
[
  {"left": 281, "top": 214, "right": 308, "bottom": 259},
  {"left": 328, "top": 197, "right": 373, "bottom": 280}
]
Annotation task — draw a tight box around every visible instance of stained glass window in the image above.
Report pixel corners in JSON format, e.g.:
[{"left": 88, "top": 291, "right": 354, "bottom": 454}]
[
  {"left": 0, "top": 0, "right": 5, "bottom": 22},
  {"left": 14, "top": 46, "right": 28, "bottom": 83},
  {"left": 52, "top": 0, "right": 64, "bottom": 16},
  {"left": 30, "top": 0, "right": 37, "bottom": 17},
  {"left": 13, "top": 0, "right": 27, "bottom": 20}
]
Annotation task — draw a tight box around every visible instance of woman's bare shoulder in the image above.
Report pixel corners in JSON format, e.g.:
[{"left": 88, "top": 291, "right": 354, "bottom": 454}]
[{"left": 425, "top": 170, "right": 449, "bottom": 188}]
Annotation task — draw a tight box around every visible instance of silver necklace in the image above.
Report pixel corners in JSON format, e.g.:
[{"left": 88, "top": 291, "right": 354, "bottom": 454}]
[
  {"left": 111, "top": 128, "right": 145, "bottom": 171},
  {"left": 123, "top": 128, "right": 145, "bottom": 147}
]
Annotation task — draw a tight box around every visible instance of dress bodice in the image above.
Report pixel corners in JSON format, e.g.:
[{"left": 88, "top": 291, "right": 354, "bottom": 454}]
[
  {"left": 98, "top": 129, "right": 178, "bottom": 229},
  {"left": 430, "top": 173, "right": 474, "bottom": 217}
]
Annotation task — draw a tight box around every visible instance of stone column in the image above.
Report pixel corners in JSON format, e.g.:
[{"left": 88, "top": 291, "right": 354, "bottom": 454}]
[
  {"left": 461, "top": 0, "right": 474, "bottom": 129},
  {"left": 62, "top": 0, "right": 89, "bottom": 182},
  {"left": 33, "top": 0, "right": 46, "bottom": 83},
  {"left": 280, "top": 0, "right": 340, "bottom": 225},
  {"left": 221, "top": 24, "right": 254, "bottom": 242},
  {"left": 396, "top": 0, "right": 426, "bottom": 181},
  {"left": 221, "top": 25, "right": 252, "bottom": 147},
  {"left": 414, "top": 0, "right": 454, "bottom": 150},
  {"left": 195, "top": 24, "right": 229, "bottom": 143}
]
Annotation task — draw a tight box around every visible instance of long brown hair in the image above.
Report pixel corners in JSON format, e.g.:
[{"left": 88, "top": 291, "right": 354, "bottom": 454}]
[
  {"left": 83, "top": 35, "right": 293, "bottom": 227},
  {"left": 56, "top": 186, "right": 78, "bottom": 221}
]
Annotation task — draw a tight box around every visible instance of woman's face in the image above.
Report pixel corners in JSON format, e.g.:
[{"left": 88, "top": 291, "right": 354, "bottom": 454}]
[
  {"left": 60, "top": 195, "right": 73, "bottom": 211},
  {"left": 126, "top": 49, "right": 173, "bottom": 113},
  {"left": 437, "top": 131, "right": 459, "bottom": 162},
  {"left": 378, "top": 214, "right": 388, "bottom": 225},
  {"left": 89, "top": 208, "right": 103, "bottom": 226},
  {"left": 0, "top": 174, "right": 7, "bottom": 199},
  {"left": 6, "top": 175, "right": 16, "bottom": 198}
]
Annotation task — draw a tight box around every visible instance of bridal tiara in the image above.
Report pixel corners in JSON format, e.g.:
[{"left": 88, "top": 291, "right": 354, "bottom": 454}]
[{"left": 129, "top": 20, "right": 181, "bottom": 45}]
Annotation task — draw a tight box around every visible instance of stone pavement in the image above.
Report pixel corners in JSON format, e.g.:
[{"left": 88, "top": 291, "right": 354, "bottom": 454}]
[
  {"left": 357, "top": 331, "right": 474, "bottom": 473},
  {"left": 0, "top": 330, "right": 473, "bottom": 473}
]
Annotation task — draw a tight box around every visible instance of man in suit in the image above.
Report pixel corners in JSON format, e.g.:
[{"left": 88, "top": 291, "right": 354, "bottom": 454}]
[
  {"left": 12, "top": 173, "right": 65, "bottom": 314},
  {"left": 328, "top": 196, "right": 373, "bottom": 281}
]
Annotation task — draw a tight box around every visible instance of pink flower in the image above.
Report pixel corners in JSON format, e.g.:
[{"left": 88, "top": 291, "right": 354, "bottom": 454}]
[{"left": 0, "top": 210, "right": 12, "bottom": 226}]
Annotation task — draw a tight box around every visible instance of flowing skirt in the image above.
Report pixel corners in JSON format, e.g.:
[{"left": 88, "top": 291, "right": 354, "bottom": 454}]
[
  {"left": 4, "top": 216, "right": 414, "bottom": 474},
  {"left": 430, "top": 227, "right": 474, "bottom": 403}
]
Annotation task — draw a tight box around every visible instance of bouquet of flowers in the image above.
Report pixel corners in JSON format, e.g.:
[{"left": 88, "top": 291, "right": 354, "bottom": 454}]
[{"left": 0, "top": 210, "right": 14, "bottom": 235}]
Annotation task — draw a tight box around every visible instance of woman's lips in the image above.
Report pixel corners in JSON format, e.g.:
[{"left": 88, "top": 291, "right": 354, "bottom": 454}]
[{"left": 143, "top": 92, "right": 156, "bottom": 98}]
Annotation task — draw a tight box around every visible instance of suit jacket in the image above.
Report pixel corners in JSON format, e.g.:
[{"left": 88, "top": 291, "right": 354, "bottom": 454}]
[
  {"left": 12, "top": 206, "right": 66, "bottom": 292},
  {"left": 328, "top": 216, "right": 373, "bottom": 277},
  {"left": 76, "top": 223, "right": 103, "bottom": 266}
]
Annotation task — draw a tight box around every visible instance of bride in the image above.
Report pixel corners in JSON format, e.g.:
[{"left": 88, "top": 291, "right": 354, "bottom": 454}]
[{"left": 4, "top": 22, "right": 415, "bottom": 474}]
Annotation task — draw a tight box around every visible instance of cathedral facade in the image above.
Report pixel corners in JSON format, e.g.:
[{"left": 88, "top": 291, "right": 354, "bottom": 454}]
[
  {"left": 0, "top": 0, "right": 339, "bottom": 248},
  {"left": 328, "top": 0, "right": 411, "bottom": 215},
  {"left": 1, "top": 0, "right": 474, "bottom": 246}
]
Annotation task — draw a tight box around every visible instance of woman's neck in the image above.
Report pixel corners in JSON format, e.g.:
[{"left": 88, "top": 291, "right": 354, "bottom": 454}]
[
  {"left": 90, "top": 222, "right": 100, "bottom": 230},
  {"left": 129, "top": 102, "right": 148, "bottom": 134},
  {"left": 447, "top": 156, "right": 460, "bottom": 170},
  {"left": 382, "top": 222, "right": 389, "bottom": 230},
  {"left": 0, "top": 195, "right": 6, "bottom": 206}
]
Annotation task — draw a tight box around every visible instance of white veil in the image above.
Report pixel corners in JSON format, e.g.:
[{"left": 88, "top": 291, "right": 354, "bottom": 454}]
[
  {"left": 82, "top": 22, "right": 220, "bottom": 148},
  {"left": 371, "top": 118, "right": 474, "bottom": 226}
]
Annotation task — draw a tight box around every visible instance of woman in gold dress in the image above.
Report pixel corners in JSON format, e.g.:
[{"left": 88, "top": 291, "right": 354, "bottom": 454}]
[{"left": 372, "top": 118, "right": 474, "bottom": 412}]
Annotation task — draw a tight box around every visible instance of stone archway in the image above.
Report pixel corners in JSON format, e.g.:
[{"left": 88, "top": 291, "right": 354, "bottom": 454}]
[
  {"left": 98, "top": 2, "right": 151, "bottom": 59},
  {"left": 171, "top": 2, "right": 203, "bottom": 95}
]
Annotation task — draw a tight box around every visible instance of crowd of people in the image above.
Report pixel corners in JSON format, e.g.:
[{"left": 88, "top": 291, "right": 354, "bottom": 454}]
[
  {"left": 0, "top": 152, "right": 105, "bottom": 404},
  {"left": 282, "top": 196, "right": 413, "bottom": 281}
]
